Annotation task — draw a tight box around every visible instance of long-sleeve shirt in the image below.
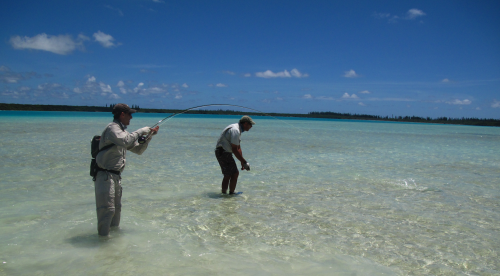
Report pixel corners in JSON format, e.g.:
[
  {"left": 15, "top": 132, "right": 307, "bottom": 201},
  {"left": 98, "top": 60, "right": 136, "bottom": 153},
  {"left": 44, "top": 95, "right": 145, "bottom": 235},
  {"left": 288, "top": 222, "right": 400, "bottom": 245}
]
[{"left": 96, "top": 120, "right": 150, "bottom": 172}]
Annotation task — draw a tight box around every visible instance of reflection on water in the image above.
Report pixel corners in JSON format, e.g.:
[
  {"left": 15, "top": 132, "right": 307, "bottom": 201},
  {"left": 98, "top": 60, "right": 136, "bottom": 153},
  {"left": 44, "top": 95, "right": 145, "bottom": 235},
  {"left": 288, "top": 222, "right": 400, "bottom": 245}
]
[{"left": 0, "top": 112, "right": 499, "bottom": 275}]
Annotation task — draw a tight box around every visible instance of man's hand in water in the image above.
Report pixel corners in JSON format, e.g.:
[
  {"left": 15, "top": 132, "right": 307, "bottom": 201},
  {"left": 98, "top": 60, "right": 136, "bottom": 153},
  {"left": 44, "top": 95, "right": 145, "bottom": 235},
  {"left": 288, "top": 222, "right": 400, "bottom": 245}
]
[{"left": 150, "top": 126, "right": 159, "bottom": 135}]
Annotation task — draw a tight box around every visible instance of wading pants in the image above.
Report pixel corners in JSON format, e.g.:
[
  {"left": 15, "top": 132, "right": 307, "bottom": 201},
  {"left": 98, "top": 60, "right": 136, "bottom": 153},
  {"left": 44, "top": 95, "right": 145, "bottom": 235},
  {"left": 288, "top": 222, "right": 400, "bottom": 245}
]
[{"left": 94, "top": 171, "right": 122, "bottom": 236}]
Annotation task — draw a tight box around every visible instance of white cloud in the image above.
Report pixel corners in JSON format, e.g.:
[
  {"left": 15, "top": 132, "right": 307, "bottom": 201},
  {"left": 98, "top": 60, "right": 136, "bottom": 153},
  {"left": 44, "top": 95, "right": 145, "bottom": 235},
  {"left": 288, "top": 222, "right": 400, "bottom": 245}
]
[
  {"left": 343, "top": 69, "right": 359, "bottom": 78},
  {"left": 74, "top": 76, "right": 115, "bottom": 96},
  {"left": 342, "top": 93, "right": 359, "bottom": 99},
  {"left": 116, "top": 81, "right": 179, "bottom": 96},
  {"left": 109, "top": 93, "right": 121, "bottom": 99},
  {"left": 9, "top": 33, "right": 87, "bottom": 55},
  {"left": 256, "top": 70, "right": 291, "bottom": 78},
  {"left": 407, "top": 9, "right": 426, "bottom": 19},
  {"left": 149, "top": 87, "right": 163, "bottom": 93},
  {"left": 290, "top": 68, "right": 309, "bottom": 78},
  {"left": 1, "top": 74, "right": 21, "bottom": 83},
  {"left": 447, "top": 99, "right": 471, "bottom": 105},
  {"left": 1, "top": 90, "right": 28, "bottom": 98},
  {"left": 359, "top": 90, "right": 371, "bottom": 94},
  {"left": 99, "top": 83, "right": 112, "bottom": 93},
  {"left": 182, "top": 83, "right": 189, "bottom": 88},
  {"left": 29, "top": 82, "right": 71, "bottom": 99},
  {"left": 303, "top": 94, "right": 313, "bottom": 99},
  {"left": 175, "top": 93, "right": 182, "bottom": 99},
  {"left": 222, "top": 70, "right": 235, "bottom": 75},
  {"left": 117, "top": 80, "right": 128, "bottom": 94},
  {"left": 37, "top": 83, "right": 63, "bottom": 91},
  {"left": 374, "top": 8, "right": 426, "bottom": 22},
  {"left": 256, "top": 68, "right": 308, "bottom": 78},
  {"left": 93, "top": 31, "right": 117, "bottom": 48},
  {"left": 133, "top": 83, "right": 145, "bottom": 93},
  {"left": 358, "top": 102, "right": 366, "bottom": 106},
  {"left": 129, "top": 82, "right": 169, "bottom": 95},
  {"left": 492, "top": 100, "right": 500, "bottom": 108},
  {"left": 209, "top": 83, "right": 228, "bottom": 87},
  {"left": 243, "top": 73, "right": 252, "bottom": 77},
  {"left": 441, "top": 78, "right": 450, "bottom": 83}
]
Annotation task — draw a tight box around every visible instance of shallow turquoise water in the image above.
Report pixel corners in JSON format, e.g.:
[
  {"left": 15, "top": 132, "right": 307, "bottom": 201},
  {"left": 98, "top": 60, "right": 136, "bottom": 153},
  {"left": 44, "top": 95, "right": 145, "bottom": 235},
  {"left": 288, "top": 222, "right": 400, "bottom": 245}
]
[{"left": 0, "top": 111, "right": 499, "bottom": 275}]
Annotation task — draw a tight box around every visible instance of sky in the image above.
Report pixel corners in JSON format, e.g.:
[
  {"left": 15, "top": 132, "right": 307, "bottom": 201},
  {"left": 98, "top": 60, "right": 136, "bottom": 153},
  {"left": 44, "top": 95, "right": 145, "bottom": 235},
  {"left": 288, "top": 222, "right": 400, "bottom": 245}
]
[{"left": 1, "top": 0, "right": 499, "bottom": 118}]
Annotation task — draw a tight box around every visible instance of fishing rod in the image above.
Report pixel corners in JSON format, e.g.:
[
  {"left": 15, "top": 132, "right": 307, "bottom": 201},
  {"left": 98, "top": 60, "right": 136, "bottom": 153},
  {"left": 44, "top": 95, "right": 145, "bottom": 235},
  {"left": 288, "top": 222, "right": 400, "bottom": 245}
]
[
  {"left": 140, "top": 103, "right": 305, "bottom": 142},
  {"left": 151, "top": 104, "right": 276, "bottom": 128}
]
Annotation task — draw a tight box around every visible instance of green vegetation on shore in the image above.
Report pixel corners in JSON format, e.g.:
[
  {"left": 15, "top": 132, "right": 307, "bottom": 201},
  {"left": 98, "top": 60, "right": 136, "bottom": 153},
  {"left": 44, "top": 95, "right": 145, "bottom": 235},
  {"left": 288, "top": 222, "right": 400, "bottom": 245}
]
[{"left": 1, "top": 103, "right": 499, "bottom": 127}]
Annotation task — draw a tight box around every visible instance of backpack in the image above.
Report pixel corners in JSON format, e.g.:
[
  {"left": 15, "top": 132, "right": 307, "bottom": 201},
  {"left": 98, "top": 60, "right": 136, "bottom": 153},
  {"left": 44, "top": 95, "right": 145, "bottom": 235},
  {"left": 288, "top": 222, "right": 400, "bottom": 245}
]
[{"left": 90, "top": 135, "right": 114, "bottom": 180}]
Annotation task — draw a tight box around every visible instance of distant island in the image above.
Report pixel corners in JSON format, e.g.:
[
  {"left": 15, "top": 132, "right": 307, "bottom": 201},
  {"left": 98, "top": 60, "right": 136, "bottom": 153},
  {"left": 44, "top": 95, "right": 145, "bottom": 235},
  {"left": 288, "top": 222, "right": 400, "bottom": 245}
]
[{"left": 1, "top": 103, "right": 499, "bottom": 127}]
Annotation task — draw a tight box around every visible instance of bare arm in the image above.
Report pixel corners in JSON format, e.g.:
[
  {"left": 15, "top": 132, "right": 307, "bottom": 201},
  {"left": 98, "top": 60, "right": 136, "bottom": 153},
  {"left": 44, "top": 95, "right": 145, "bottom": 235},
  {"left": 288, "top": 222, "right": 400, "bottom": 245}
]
[{"left": 231, "top": 143, "right": 247, "bottom": 169}]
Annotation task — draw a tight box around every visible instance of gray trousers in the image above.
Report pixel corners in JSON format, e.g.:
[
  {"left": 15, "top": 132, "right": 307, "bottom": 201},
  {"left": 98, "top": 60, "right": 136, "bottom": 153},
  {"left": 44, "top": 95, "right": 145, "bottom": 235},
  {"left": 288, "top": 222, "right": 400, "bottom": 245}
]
[{"left": 94, "top": 171, "right": 122, "bottom": 236}]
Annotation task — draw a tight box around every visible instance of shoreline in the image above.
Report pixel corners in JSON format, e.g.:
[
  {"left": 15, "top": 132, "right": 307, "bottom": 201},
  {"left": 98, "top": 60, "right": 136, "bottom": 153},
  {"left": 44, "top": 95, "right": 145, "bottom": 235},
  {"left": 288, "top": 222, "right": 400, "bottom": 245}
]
[{"left": 1, "top": 103, "right": 499, "bottom": 127}]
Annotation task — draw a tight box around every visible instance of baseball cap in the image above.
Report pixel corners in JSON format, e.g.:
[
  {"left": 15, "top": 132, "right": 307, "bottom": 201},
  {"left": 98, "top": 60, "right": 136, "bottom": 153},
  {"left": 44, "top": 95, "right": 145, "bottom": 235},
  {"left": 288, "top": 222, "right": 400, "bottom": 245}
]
[
  {"left": 239, "top": 115, "right": 256, "bottom": 125},
  {"left": 112, "top": 103, "right": 137, "bottom": 115}
]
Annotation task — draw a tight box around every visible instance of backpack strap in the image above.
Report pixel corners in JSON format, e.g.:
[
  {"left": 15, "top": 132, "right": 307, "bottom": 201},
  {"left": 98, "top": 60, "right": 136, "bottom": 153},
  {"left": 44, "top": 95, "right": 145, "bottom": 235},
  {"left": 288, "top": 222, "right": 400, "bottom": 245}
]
[{"left": 98, "top": 143, "right": 115, "bottom": 153}]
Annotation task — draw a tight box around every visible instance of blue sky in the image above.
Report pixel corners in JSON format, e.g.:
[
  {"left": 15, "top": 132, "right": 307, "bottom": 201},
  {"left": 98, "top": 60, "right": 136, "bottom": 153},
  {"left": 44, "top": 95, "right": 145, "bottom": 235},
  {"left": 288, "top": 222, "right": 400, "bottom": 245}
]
[{"left": 1, "top": 0, "right": 499, "bottom": 118}]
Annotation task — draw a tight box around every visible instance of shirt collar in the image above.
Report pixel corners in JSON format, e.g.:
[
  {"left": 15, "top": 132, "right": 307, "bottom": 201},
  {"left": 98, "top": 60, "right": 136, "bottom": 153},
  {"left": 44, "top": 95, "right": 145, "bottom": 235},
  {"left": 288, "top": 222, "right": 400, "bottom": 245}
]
[
  {"left": 238, "top": 123, "right": 244, "bottom": 133},
  {"left": 113, "top": 119, "right": 127, "bottom": 130}
]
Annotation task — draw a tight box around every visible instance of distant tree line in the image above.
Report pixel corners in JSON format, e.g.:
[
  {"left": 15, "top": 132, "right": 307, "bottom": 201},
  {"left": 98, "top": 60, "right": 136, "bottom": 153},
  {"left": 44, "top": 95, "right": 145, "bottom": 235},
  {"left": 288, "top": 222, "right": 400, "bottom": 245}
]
[
  {"left": 108, "top": 103, "right": 141, "bottom": 110},
  {"left": 308, "top": 111, "right": 500, "bottom": 126},
  {"left": 0, "top": 103, "right": 112, "bottom": 112},
  {"left": 1, "top": 103, "right": 499, "bottom": 127}
]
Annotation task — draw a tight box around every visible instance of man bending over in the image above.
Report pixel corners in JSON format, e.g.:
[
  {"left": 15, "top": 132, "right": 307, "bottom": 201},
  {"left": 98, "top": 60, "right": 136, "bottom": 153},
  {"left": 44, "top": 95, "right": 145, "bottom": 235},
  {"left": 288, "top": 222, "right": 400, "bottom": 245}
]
[{"left": 214, "top": 116, "right": 255, "bottom": 194}]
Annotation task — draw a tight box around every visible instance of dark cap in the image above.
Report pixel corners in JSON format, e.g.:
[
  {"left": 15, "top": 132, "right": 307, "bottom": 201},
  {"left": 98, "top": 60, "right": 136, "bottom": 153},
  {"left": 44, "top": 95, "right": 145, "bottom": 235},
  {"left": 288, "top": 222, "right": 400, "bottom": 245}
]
[
  {"left": 239, "top": 115, "right": 256, "bottom": 125},
  {"left": 112, "top": 103, "right": 137, "bottom": 115}
]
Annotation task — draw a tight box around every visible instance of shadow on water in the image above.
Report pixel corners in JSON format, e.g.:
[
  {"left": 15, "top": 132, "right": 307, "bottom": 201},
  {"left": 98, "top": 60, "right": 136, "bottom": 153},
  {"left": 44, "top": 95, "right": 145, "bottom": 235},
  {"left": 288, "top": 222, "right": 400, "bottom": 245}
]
[
  {"left": 66, "top": 228, "right": 125, "bottom": 248},
  {"left": 420, "top": 187, "right": 442, "bottom": 192},
  {"left": 205, "top": 192, "right": 243, "bottom": 199},
  {"left": 66, "top": 233, "right": 108, "bottom": 248}
]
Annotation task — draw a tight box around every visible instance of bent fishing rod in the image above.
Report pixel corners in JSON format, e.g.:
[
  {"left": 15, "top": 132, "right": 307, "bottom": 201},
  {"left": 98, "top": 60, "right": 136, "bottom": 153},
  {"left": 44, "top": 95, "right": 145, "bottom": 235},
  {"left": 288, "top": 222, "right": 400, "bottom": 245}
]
[
  {"left": 140, "top": 103, "right": 306, "bottom": 141},
  {"left": 151, "top": 104, "right": 274, "bottom": 128}
]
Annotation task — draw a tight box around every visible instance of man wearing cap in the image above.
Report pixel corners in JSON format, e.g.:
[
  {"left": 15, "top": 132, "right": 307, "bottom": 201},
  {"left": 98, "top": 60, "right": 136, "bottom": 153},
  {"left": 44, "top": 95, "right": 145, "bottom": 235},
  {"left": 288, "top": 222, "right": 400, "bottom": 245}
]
[
  {"left": 94, "top": 103, "right": 159, "bottom": 236},
  {"left": 215, "top": 115, "right": 255, "bottom": 194}
]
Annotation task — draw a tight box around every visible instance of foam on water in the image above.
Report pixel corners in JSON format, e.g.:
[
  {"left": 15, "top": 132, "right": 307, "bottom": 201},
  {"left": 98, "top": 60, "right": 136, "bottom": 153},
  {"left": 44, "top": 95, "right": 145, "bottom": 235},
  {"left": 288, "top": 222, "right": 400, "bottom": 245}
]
[{"left": 0, "top": 111, "right": 499, "bottom": 275}]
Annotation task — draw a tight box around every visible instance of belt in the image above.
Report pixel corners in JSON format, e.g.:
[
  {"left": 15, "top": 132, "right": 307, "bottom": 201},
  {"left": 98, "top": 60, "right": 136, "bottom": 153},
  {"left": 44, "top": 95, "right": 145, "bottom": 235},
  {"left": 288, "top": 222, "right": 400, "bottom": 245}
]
[{"left": 97, "top": 167, "right": 121, "bottom": 176}]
